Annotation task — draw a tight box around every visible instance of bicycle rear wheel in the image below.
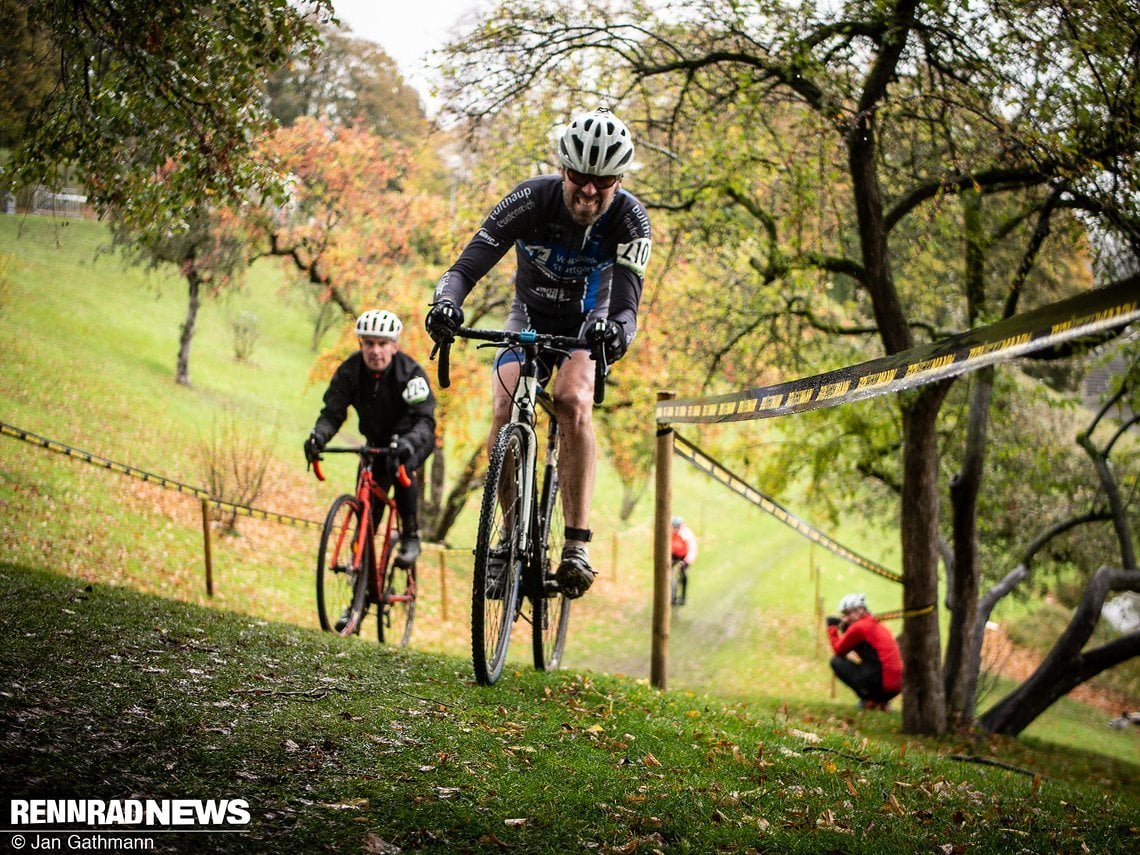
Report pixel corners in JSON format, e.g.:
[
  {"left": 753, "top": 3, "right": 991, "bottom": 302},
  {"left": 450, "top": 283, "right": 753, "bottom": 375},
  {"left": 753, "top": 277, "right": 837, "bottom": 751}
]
[
  {"left": 471, "top": 424, "right": 526, "bottom": 685},
  {"left": 317, "top": 494, "right": 369, "bottom": 636},
  {"left": 379, "top": 555, "right": 416, "bottom": 648},
  {"left": 532, "top": 441, "right": 570, "bottom": 671}
]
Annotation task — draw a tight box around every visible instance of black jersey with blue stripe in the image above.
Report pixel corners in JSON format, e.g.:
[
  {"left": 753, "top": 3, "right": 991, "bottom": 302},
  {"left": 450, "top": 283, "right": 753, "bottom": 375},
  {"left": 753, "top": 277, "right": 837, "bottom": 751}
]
[{"left": 435, "top": 174, "right": 652, "bottom": 340}]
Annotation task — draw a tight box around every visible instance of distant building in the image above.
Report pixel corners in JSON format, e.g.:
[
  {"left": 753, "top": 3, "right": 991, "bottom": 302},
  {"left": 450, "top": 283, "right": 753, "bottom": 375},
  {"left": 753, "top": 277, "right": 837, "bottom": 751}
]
[{"left": 31, "top": 186, "right": 90, "bottom": 219}]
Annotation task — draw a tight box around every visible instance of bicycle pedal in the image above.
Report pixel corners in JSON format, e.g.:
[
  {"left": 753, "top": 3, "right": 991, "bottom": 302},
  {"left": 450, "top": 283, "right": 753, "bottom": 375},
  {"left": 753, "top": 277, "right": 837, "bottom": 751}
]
[{"left": 542, "top": 577, "right": 562, "bottom": 596}]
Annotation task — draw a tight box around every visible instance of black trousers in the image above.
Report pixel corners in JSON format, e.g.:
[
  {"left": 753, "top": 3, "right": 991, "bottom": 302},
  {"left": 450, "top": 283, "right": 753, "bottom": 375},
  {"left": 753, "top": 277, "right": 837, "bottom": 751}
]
[
  {"left": 830, "top": 655, "right": 896, "bottom": 704},
  {"left": 368, "top": 462, "right": 418, "bottom": 535}
]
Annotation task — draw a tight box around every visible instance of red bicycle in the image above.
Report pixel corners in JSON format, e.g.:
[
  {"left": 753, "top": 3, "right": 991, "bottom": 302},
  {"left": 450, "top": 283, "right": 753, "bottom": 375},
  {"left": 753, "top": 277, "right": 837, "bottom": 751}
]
[{"left": 311, "top": 437, "right": 417, "bottom": 647}]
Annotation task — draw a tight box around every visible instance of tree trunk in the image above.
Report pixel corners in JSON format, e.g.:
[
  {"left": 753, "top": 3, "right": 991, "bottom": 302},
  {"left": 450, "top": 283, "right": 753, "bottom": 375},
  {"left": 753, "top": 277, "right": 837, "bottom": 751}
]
[
  {"left": 1078, "top": 426, "right": 1138, "bottom": 570},
  {"left": 847, "top": 114, "right": 912, "bottom": 357},
  {"left": 845, "top": 23, "right": 952, "bottom": 733},
  {"left": 945, "top": 366, "right": 994, "bottom": 728},
  {"left": 979, "top": 566, "right": 1140, "bottom": 735},
  {"left": 176, "top": 269, "right": 201, "bottom": 387},
  {"left": 899, "top": 382, "right": 952, "bottom": 736}
]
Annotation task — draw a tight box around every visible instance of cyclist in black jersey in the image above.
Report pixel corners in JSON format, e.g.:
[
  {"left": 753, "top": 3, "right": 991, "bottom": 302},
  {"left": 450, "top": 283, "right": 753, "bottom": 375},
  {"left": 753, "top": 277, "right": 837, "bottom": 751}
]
[
  {"left": 305, "top": 310, "right": 436, "bottom": 568},
  {"left": 426, "top": 108, "right": 652, "bottom": 599}
]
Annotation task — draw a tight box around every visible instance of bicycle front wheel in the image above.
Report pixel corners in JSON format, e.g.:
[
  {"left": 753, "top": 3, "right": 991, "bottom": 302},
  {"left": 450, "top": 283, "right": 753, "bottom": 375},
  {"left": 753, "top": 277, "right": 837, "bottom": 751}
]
[
  {"left": 316, "top": 494, "right": 369, "bottom": 636},
  {"left": 471, "top": 424, "right": 526, "bottom": 685},
  {"left": 380, "top": 559, "right": 416, "bottom": 648},
  {"left": 533, "top": 446, "right": 570, "bottom": 671}
]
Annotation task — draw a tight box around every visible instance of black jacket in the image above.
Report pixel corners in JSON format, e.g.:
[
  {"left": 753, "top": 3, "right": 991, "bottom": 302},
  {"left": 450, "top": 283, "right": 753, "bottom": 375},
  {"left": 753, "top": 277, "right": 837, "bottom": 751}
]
[
  {"left": 312, "top": 350, "right": 436, "bottom": 468},
  {"left": 434, "top": 174, "right": 652, "bottom": 343}
]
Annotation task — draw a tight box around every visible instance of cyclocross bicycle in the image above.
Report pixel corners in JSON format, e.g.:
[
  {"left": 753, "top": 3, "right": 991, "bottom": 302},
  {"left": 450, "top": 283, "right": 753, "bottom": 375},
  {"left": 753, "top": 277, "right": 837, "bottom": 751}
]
[
  {"left": 434, "top": 325, "right": 607, "bottom": 685},
  {"left": 311, "top": 438, "right": 416, "bottom": 647}
]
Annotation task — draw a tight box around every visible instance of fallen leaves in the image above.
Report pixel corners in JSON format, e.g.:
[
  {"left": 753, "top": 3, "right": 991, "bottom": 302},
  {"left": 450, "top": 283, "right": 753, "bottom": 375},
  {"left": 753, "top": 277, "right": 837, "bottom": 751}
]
[{"left": 363, "top": 832, "right": 401, "bottom": 854}]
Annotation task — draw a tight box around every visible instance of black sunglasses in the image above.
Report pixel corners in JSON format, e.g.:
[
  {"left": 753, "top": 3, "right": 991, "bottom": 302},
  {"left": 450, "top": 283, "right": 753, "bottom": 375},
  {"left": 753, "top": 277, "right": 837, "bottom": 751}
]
[{"left": 565, "top": 169, "right": 621, "bottom": 190}]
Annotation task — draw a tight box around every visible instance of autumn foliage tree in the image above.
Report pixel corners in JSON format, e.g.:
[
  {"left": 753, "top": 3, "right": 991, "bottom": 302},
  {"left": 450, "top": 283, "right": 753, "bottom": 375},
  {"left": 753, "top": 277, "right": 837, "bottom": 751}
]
[
  {"left": 246, "top": 117, "right": 510, "bottom": 540},
  {"left": 435, "top": 0, "right": 1140, "bottom": 736},
  {"left": 10, "top": 0, "right": 332, "bottom": 243}
]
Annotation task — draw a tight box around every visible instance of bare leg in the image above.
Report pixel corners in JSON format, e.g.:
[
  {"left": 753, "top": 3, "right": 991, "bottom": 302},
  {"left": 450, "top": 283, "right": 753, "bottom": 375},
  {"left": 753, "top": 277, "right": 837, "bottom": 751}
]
[
  {"left": 550, "top": 349, "right": 597, "bottom": 531},
  {"left": 488, "top": 358, "right": 521, "bottom": 458}
]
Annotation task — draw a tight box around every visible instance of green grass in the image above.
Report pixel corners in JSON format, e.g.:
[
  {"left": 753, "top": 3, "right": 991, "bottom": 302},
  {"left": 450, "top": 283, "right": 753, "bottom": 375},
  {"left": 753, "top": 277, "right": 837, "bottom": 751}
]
[
  {"left": 2, "top": 563, "right": 1138, "bottom": 853},
  {"left": 1, "top": 214, "right": 1139, "bottom": 849}
]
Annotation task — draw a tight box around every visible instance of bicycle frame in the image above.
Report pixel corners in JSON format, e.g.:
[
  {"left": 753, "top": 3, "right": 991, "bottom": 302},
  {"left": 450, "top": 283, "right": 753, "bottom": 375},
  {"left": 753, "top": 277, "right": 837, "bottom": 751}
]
[
  {"left": 504, "top": 355, "right": 541, "bottom": 565},
  {"left": 313, "top": 443, "right": 413, "bottom": 641},
  {"left": 433, "top": 326, "right": 605, "bottom": 684}
]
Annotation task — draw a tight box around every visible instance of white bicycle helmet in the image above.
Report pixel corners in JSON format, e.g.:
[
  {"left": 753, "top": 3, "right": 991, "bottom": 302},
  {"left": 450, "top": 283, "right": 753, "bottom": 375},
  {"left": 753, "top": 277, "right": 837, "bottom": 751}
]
[
  {"left": 837, "top": 593, "right": 867, "bottom": 614},
  {"left": 355, "top": 309, "right": 402, "bottom": 340},
  {"left": 558, "top": 109, "right": 635, "bottom": 176}
]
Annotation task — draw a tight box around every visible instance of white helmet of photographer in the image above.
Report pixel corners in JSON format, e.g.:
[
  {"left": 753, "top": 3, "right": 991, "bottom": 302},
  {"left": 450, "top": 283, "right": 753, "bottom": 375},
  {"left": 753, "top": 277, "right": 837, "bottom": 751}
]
[
  {"left": 837, "top": 593, "right": 867, "bottom": 614},
  {"left": 355, "top": 309, "right": 402, "bottom": 340},
  {"left": 558, "top": 109, "right": 635, "bottom": 177}
]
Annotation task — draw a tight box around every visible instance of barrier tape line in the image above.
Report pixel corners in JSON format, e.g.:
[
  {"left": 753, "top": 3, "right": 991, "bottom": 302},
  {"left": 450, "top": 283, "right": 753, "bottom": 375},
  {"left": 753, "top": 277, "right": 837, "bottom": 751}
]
[
  {"left": 875, "top": 604, "right": 935, "bottom": 622},
  {"left": 658, "top": 278, "right": 1139, "bottom": 423},
  {"left": 673, "top": 432, "right": 903, "bottom": 584},
  {"left": 2, "top": 421, "right": 212, "bottom": 500},
  {"left": 2, "top": 420, "right": 322, "bottom": 529},
  {"left": 206, "top": 500, "right": 321, "bottom": 530},
  {"left": 1, "top": 420, "right": 469, "bottom": 554}
]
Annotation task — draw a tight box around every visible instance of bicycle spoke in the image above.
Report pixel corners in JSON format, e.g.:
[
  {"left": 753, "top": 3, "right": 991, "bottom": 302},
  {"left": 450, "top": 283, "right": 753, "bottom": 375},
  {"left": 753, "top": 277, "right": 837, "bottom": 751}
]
[
  {"left": 316, "top": 495, "right": 368, "bottom": 635},
  {"left": 380, "top": 563, "right": 416, "bottom": 648},
  {"left": 533, "top": 425, "right": 570, "bottom": 671}
]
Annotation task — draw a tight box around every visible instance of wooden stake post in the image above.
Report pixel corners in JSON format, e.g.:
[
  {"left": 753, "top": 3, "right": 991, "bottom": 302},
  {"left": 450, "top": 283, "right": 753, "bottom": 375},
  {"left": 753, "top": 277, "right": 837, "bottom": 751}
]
[
  {"left": 201, "top": 498, "right": 214, "bottom": 597},
  {"left": 651, "top": 391, "right": 675, "bottom": 690}
]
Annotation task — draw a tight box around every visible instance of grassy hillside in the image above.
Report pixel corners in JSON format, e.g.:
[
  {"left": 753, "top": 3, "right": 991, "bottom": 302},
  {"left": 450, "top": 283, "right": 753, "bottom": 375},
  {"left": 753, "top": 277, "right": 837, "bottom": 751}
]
[
  {"left": 1, "top": 213, "right": 1137, "bottom": 775},
  {"left": 2, "top": 564, "right": 1138, "bottom": 854}
]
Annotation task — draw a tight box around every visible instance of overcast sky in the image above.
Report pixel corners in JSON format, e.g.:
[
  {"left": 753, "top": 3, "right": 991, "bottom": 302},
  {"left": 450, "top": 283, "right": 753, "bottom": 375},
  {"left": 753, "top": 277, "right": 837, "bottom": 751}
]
[{"left": 332, "top": 0, "right": 491, "bottom": 109}]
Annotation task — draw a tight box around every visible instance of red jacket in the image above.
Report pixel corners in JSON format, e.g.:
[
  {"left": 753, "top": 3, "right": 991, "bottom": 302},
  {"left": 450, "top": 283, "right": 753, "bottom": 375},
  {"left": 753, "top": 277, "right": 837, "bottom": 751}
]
[{"left": 828, "top": 614, "right": 903, "bottom": 693}]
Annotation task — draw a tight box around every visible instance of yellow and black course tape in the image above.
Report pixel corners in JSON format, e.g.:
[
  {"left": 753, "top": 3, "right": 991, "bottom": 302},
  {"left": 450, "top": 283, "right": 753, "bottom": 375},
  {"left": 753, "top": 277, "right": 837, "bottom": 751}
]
[
  {"left": 1, "top": 420, "right": 321, "bottom": 530},
  {"left": 658, "top": 277, "right": 1139, "bottom": 424},
  {"left": 876, "top": 604, "right": 936, "bottom": 622},
  {"left": 673, "top": 432, "right": 902, "bottom": 584},
  {"left": 1, "top": 421, "right": 476, "bottom": 552}
]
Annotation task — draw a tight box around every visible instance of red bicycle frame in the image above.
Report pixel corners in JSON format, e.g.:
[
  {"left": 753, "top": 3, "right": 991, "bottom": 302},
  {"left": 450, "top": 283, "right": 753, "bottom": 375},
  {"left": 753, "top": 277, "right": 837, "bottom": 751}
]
[{"left": 313, "top": 441, "right": 412, "bottom": 639}]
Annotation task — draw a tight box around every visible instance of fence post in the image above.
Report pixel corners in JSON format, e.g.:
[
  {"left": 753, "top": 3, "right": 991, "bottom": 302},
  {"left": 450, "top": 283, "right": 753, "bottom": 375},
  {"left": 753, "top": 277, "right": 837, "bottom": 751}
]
[
  {"left": 201, "top": 499, "right": 214, "bottom": 597},
  {"left": 651, "top": 390, "right": 675, "bottom": 690},
  {"left": 610, "top": 530, "right": 619, "bottom": 584},
  {"left": 813, "top": 543, "right": 821, "bottom": 658},
  {"left": 438, "top": 550, "right": 449, "bottom": 622}
]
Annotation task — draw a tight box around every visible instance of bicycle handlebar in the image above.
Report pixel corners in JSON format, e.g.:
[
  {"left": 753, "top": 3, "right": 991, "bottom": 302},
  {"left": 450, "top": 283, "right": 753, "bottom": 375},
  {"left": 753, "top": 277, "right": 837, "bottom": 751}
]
[
  {"left": 432, "top": 340, "right": 451, "bottom": 389},
  {"left": 431, "top": 326, "right": 608, "bottom": 404},
  {"left": 309, "top": 446, "right": 411, "bottom": 488}
]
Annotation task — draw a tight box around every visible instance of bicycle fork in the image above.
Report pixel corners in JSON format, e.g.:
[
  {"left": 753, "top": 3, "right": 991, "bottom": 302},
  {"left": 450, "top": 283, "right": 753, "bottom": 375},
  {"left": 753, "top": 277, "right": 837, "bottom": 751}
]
[{"left": 508, "top": 372, "right": 540, "bottom": 566}]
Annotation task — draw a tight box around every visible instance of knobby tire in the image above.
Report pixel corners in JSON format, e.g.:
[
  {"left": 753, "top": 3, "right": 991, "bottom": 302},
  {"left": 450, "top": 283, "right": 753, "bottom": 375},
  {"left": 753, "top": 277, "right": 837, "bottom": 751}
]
[
  {"left": 317, "top": 494, "right": 369, "bottom": 636},
  {"left": 532, "top": 440, "right": 570, "bottom": 671},
  {"left": 471, "top": 425, "right": 526, "bottom": 685},
  {"left": 380, "top": 556, "right": 416, "bottom": 648}
]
